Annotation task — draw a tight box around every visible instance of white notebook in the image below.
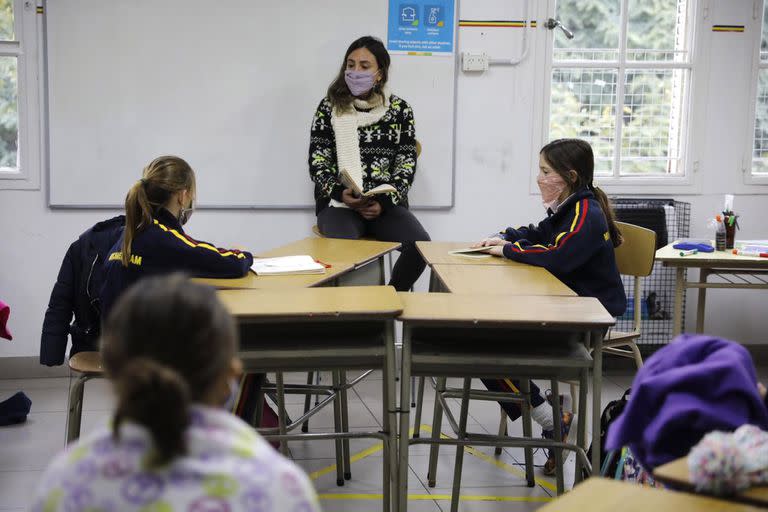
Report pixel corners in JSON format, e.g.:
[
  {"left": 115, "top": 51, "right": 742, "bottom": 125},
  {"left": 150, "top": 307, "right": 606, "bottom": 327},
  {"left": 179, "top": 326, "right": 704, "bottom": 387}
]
[{"left": 251, "top": 255, "right": 326, "bottom": 276}]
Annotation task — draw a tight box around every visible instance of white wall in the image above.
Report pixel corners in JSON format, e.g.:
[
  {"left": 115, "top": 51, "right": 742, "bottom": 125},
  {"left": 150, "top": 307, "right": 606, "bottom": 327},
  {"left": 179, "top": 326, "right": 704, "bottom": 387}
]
[{"left": 1, "top": 0, "right": 767, "bottom": 360}]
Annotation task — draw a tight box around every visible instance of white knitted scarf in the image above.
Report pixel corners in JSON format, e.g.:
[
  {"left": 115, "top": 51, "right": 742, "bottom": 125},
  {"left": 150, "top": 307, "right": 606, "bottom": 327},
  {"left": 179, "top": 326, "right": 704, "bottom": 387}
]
[{"left": 329, "top": 88, "right": 391, "bottom": 208}]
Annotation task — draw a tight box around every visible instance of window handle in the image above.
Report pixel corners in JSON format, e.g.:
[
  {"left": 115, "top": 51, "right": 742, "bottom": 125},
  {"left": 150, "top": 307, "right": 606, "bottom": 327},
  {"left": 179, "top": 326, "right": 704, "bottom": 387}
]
[{"left": 545, "top": 18, "right": 575, "bottom": 39}]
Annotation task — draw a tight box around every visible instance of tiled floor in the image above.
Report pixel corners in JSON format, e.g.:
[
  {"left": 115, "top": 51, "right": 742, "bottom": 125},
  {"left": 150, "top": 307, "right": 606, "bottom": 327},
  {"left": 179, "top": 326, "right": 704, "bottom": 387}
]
[{"left": 1, "top": 368, "right": 765, "bottom": 511}]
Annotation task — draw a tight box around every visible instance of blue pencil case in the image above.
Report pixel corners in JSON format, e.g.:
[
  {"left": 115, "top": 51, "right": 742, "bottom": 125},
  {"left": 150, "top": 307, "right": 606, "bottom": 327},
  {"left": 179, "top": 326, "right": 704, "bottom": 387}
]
[{"left": 672, "top": 242, "right": 714, "bottom": 253}]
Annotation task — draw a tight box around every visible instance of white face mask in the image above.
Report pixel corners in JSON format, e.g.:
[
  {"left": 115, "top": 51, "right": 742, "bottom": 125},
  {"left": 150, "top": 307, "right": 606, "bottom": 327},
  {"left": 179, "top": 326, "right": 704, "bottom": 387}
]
[{"left": 536, "top": 173, "right": 568, "bottom": 212}]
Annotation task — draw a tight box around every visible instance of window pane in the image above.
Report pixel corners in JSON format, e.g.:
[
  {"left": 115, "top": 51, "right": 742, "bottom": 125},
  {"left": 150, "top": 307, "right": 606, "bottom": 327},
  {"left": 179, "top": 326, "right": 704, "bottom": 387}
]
[
  {"left": 620, "top": 69, "right": 685, "bottom": 175},
  {"left": 752, "top": 69, "right": 768, "bottom": 174},
  {"left": 627, "top": 0, "right": 688, "bottom": 62},
  {"left": 0, "top": 56, "right": 18, "bottom": 171},
  {"left": 550, "top": 68, "right": 617, "bottom": 175},
  {"left": 553, "top": 0, "right": 619, "bottom": 61},
  {"left": 0, "top": 0, "right": 14, "bottom": 41}
]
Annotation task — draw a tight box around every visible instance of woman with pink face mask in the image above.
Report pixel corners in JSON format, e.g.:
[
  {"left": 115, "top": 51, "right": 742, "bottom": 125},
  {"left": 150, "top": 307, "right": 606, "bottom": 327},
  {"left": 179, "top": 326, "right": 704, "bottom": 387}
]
[
  {"left": 308, "top": 36, "right": 430, "bottom": 291},
  {"left": 473, "top": 138, "right": 626, "bottom": 476}
]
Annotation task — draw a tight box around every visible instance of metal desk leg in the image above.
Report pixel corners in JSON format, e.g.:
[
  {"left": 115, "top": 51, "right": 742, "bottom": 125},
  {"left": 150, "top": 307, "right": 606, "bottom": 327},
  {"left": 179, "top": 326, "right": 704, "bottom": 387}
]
[
  {"left": 331, "top": 371, "right": 345, "bottom": 486},
  {"left": 574, "top": 367, "right": 589, "bottom": 483},
  {"left": 427, "top": 377, "right": 447, "bottom": 487},
  {"left": 591, "top": 330, "right": 603, "bottom": 473},
  {"left": 674, "top": 267, "right": 685, "bottom": 336},
  {"left": 696, "top": 268, "right": 710, "bottom": 333},
  {"left": 398, "top": 325, "right": 414, "bottom": 512},
  {"left": 276, "top": 372, "right": 289, "bottom": 456},
  {"left": 412, "top": 376, "right": 425, "bottom": 438},
  {"left": 340, "top": 371, "right": 352, "bottom": 480},
  {"left": 520, "top": 380, "right": 535, "bottom": 487},
  {"left": 383, "top": 321, "right": 397, "bottom": 512},
  {"left": 551, "top": 379, "right": 564, "bottom": 495},
  {"left": 449, "top": 378, "right": 472, "bottom": 512},
  {"left": 301, "top": 371, "right": 313, "bottom": 433}
]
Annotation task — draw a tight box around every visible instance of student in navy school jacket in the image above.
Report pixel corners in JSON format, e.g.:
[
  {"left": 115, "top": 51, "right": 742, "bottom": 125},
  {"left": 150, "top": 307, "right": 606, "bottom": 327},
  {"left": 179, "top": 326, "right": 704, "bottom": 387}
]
[
  {"left": 100, "top": 155, "right": 253, "bottom": 319},
  {"left": 473, "top": 138, "right": 627, "bottom": 476}
]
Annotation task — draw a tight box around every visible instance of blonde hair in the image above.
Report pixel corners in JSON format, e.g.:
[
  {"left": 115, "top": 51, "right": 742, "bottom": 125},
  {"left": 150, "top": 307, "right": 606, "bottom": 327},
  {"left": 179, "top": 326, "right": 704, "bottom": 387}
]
[{"left": 121, "top": 156, "right": 196, "bottom": 266}]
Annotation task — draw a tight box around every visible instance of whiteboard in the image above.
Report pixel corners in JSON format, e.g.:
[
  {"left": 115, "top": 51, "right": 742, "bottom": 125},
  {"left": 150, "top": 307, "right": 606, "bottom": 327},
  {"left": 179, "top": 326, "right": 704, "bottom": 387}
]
[{"left": 45, "top": 0, "right": 456, "bottom": 208}]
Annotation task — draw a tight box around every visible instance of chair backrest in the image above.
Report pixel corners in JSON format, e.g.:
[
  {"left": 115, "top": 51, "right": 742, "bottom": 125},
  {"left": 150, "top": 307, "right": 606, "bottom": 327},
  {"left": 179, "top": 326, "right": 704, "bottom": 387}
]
[
  {"left": 416, "top": 139, "right": 422, "bottom": 157},
  {"left": 614, "top": 221, "right": 657, "bottom": 277}
]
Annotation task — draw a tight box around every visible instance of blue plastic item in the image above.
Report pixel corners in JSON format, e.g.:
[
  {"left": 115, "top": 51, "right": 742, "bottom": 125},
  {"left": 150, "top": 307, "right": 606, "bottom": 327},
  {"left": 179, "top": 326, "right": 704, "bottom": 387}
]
[{"left": 672, "top": 242, "right": 714, "bottom": 253}]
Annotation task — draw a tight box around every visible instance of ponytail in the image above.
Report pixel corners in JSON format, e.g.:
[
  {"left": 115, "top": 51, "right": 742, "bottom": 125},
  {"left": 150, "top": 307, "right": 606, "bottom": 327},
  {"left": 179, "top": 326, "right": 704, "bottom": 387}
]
[
  {"left": 120, "top": 156, "right": 196, "bottom": 267},
  {"left": 121, "top": 180, "right": 154, "bottom": 267},
  {"left": 112, "top": 357, "right": 190, "bottom": 467},
  {"left": 591, "top": 185, "right": 623, "bottom": 248}
]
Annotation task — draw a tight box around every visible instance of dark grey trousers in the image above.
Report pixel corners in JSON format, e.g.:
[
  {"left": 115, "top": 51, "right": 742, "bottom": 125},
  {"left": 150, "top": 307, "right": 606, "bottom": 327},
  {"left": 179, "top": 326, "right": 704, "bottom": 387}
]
[{"left": 317, "top": 205, "right": 430, "bottom": 291}]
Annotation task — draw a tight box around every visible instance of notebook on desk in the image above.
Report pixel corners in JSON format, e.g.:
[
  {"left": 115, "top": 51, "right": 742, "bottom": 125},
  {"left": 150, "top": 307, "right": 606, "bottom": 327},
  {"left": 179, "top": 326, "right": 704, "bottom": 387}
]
[
  {"left": 448, "top": 246, "right": 493, "bottom": 259},
  {"left": 251, "top": 255, "right": 326, "bottom": 276}
]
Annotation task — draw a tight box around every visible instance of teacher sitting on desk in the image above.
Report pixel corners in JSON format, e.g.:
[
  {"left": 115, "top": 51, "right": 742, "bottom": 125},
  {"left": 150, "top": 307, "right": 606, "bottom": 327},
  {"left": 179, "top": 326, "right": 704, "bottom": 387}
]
[{"left": 308, "top": 35, "right": 430, "bottom": 291}]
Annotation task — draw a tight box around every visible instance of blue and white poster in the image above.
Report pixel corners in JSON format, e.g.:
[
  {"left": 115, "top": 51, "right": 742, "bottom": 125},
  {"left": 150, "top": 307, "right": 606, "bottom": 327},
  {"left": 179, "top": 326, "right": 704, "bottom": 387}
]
[{"left": 387, "top": 0, "right": 455, "bottom": 54}]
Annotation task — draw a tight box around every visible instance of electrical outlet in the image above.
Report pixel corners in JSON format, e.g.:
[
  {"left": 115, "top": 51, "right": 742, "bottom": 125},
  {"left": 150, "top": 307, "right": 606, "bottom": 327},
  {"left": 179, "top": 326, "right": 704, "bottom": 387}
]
[{"left": 462, "top": 52, "right": 489, "bottom": 72}]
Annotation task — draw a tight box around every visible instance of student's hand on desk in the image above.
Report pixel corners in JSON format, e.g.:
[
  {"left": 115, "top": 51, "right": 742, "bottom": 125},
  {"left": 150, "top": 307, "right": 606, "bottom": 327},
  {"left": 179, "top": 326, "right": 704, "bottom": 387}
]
[
  {"left": 342, "top": 188, "right": 370, "bottom": 209},
  {"left": 471, "top": 237, "right": 506, "bottom": 248},
  {"left": 487, "top": 245, "right": 505, "bottom": 257},
  {"left": 357, "top": 201, "right": 382, "bottom": 220}
]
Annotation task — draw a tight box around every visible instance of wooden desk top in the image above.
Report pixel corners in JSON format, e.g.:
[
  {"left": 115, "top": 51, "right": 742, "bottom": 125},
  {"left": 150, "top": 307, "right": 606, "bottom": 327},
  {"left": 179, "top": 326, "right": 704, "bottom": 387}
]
[
  {"left": 192, "top": 262, "right": 354, "bottom": 290},
  {"left": 432, "top": 264, "right": 576, "bottom": 296},
  {"left": 539, "top": 478, "right": 763, "bottom": 511},
  {"left": 656, "top": 242, "right": 768, "bottom": 269},
  {"left": 416, "top": 241, "right": 524, "bottom": 267},
  {"left": 654, "top": 457, "right": 768, "bottom": 507},
  {"left": 259, "top": 237, "right": 400, "bottom": 268},
  {"left": 398, "top": 292, "right": 614, "bottom": 329},
  {"left": 218, "top": 286, "right": 402, "bottom": 321},
  {"left": 194, "top": 237, "right": 399, "bottom": 289}
]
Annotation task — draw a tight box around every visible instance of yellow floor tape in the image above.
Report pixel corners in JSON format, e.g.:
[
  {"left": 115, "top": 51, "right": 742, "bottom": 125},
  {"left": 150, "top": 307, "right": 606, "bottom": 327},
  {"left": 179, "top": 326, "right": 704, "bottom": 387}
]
[{"left": 307, "top": 424, "right": 557, "bottom": 501}]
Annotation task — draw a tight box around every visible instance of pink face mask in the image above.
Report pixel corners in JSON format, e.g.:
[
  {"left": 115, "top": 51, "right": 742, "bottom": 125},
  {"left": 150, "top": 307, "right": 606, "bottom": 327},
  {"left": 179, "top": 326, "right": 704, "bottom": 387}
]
[{"left": 537, "top": 173, "right": 568, "bottom": 212}]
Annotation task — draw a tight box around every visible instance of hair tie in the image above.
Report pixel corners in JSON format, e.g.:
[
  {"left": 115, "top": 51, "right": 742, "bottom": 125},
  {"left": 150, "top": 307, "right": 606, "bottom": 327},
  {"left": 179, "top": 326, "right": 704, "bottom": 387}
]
[{"left": 139, "top": 178, "right": 147, "bottom": 186}]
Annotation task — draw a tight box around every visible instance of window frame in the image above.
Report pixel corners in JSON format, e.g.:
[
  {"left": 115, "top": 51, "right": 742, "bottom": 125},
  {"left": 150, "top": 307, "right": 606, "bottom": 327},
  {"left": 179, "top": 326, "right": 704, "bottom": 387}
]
[
  {"left": 537, "top": 0, "right": 700, "bottom": 193},
  {"left": 0, "top": 0, "right": 41, "bottom": 190},
  {"left": 746, "top": 0, "right": 768, "bottom": 185}
]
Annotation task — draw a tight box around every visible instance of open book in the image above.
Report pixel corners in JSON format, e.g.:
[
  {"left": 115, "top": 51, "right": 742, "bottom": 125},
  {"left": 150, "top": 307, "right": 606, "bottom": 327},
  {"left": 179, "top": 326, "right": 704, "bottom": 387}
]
[
  {"left": 340, "top": 169, "right": 396, "bottom": 197},
  {"left": 448, "top": 246, "right": 493, "bottom": 259},
  {"left": 251, "top": 255, "right": 326, "bottom": 276}
]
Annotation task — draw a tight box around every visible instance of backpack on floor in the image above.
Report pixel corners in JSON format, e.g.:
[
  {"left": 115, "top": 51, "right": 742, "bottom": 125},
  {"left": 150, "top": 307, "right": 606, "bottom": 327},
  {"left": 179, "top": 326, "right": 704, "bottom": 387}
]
[{"left": 581, "top": 388, "right": 631, "bottom": 480}]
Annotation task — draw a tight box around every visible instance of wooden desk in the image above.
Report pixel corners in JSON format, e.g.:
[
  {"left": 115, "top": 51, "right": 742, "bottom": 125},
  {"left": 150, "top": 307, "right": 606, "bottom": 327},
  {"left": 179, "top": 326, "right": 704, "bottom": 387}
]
[
  {"left": 222, "top": 286, "right": 401, "bottom": 511},
  {"left": 655, "top": 243, "right": 768, "bottom": 335},
  {"left": 539, "top": 478, "right": 763, "bottom": 511},
  {"left": 194, "top": 237, "right": 400, "bottom": 289},
  {"left": 416, "top": 241, "right": 523, "bottom": 267},
  {"left": 431, "top": 263, "right": 576, "bottom": 296},
  {"left": 193, "top": 262, "right": 354, "bottom": 289},
  {"left": 654, "top": 456, "right": 768, "bottom": 508},
  {"left": 396, "top": 292, "right": 615, "bottom": 511}
]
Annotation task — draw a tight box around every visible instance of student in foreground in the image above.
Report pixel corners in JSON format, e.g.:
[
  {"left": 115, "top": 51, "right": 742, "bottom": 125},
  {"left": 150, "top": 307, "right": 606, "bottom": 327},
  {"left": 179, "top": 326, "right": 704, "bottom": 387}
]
[
  {"left": 473, "top": 138, "right": 627, "bottom": 475},
  {"left": 308, "top": 35, "right": 430, "bottom": 291},
  {"left": 33, "top": 275, "right": 321, "bottom": 512},
  {"left": 101, "top": 155, "right": 253, "bottom": 318}
]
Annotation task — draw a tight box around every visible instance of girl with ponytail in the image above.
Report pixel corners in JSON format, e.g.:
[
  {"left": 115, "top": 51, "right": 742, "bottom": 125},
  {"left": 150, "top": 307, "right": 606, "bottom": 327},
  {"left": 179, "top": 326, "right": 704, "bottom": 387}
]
[
  {"left": 34, "top": 275, "right": 320, "bottom": 511},
  {"left": 473, "top": 138, "right": 627, "bottom": 476},
  {"left": 101, "top": 156, "right": 253, "bottom": 318}
]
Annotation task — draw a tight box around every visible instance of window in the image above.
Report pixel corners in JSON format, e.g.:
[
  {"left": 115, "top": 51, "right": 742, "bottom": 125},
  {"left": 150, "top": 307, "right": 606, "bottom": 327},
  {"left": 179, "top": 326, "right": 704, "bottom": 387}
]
[
  {"left": 751, "top": 1, "right": 768, "bottom": 178},
  {"left": 0, "top": 0, "right": 40, "bottom": 188},
  {"left": 546, "top": 0, "right": 693, "bottom": 181}
]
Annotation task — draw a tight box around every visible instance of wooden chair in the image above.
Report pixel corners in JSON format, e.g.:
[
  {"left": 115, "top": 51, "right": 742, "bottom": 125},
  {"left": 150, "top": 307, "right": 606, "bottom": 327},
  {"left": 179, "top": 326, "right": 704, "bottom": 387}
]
[
  {"left": 603, "top": 221, "right": 657, "bottom": 367},
  {"left": 66, "top": 351, "right": 105, "bottom": 443}
]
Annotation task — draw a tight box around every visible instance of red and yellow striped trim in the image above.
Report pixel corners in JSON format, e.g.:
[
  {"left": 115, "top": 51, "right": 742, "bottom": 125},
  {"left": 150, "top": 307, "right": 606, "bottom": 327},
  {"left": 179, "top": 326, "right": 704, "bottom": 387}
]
[
  {"left": 508, "top": 199, "right": 589, "bottom": 254},
  {"left": 459, "top": 20, "right": 537, "bottom": 28},
  {"left": 153, "top": 219, "right": 247, "bottom": 259}
]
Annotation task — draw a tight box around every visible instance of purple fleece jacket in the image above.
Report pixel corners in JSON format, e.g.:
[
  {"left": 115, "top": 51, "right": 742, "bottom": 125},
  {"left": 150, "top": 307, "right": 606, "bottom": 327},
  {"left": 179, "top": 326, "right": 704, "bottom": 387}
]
[{"left": 605, "top": 334, "right": 768, "bottom": 471}]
